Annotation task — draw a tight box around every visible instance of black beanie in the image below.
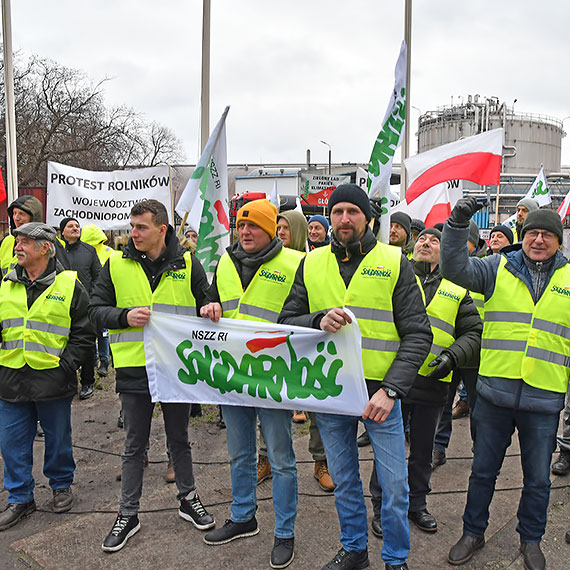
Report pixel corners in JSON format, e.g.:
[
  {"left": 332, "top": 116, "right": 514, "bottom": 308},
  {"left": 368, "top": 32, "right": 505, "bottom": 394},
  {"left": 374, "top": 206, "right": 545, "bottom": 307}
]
[
  {"left": 410, "top": 218, "right": 425, "bottom": 234},
  {"left": 521, "top": 209, "right": 563, "bottom": 244},
  {"left": 490, "top": 224, "right": 514, "bottom": 245},
  {"left": 390, "top": 212, "right": 412, "bottom": 240},
  {"left": 60, "top": 217, "right": 79, "bottom": 234},
  {"left": 327, "top": 184, "right": 372, "bottom": 222},
  {"left": 417, "top": 227, "right": 441, "bottom": 241}
]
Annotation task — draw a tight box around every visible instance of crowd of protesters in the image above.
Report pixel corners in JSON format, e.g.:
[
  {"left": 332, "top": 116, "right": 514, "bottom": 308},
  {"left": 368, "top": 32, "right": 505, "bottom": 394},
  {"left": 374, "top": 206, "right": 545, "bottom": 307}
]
[{"left": 0, "top": 187, "right": 569, "bottom": 570}]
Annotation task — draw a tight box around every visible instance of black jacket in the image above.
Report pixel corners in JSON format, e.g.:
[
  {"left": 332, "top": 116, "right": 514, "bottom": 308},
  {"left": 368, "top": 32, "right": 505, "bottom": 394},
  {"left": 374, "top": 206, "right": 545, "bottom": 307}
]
[
  {"left": 62, "top": 239, "right": 101, "bottom": 294},
  {"left": 403, "top": 260, "right": 483, "bottom": 406},
  {"left": 0, "top": 258, "right": 94, "bottom": 402},
  {"left": 89, "top": 226, "right": 209, "bottom": 394},
  {"left": 279, "top": 228, "right": 432, "bottom": 399}
]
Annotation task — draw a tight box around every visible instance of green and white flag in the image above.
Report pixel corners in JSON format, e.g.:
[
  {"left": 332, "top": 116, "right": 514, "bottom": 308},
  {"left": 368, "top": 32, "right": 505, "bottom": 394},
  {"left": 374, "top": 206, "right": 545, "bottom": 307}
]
[
  {"left": 503, "top": 165, "right": 550, "bottom": 233},
  {"left": 528, "top": 164, "right": 550, "bottom": 207},
  {"left": 176, "top": 106, "right": 230, "bottom": 280},
  {"left": 367, "top": 41, "right": 407, "bottom": 243}
]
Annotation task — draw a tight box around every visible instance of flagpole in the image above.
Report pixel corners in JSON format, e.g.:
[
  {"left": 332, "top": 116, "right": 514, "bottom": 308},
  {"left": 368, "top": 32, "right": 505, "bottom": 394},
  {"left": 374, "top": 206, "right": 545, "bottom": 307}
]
[
  {"left": 2, "top": 0, "right": 19, "bottom": 204},
  {"left": 401, "top": 0, "right": 412, "bottom": 198},
  {"left": 200, "top": 0, "right": 211, "bottom": 153}
]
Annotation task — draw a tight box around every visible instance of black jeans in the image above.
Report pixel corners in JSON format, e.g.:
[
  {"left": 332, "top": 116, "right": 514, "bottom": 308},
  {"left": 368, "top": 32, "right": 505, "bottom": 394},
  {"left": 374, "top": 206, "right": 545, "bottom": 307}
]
[
  {"left": 119, "top": 392, "right": 195, "bottom": 515},
  {"left": 370, "top": 402, "right": 444, "bottom": 514}
]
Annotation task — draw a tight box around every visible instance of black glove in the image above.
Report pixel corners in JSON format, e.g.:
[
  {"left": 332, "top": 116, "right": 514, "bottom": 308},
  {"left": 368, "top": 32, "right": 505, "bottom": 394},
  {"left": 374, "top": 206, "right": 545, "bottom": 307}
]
[
  {"left": 448, "top": 197, "right": 484, "bottom": 227},
  {"left": 425, "top": 353, "right": 454, "bottom": 381},
  {"left": 369, "top": 197, "right": 384, "bottom": 219}
]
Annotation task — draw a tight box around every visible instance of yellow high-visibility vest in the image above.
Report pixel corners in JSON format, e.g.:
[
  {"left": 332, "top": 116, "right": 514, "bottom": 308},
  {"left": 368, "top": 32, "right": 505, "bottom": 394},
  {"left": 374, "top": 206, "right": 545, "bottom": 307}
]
[
  {"left": 0, "top": 234, "right": 16, "bottom": 277},
  {"left": 417, "top": 279, "right": 467, "bottom": 382},
  {"left": 304, "top": 242, "right": 402, "bottom": 381},
  {"left": 108, "top": 252, "right": 196, "bottom": 368},
  {"left": 0, "top": 270, "right": 77, "bottom": 369},
  {"left": 479, "top": 256, "right": 570, "bottom": 393},
  {"left": 217, "top": 248, "right": 303, "bottom": 323}
]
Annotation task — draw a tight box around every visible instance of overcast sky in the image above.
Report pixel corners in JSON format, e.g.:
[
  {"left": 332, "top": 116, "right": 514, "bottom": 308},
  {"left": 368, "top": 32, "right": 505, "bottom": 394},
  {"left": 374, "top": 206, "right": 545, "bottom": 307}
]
[{"left": 9, "top": 0, "right": 570, "bottom": 167}]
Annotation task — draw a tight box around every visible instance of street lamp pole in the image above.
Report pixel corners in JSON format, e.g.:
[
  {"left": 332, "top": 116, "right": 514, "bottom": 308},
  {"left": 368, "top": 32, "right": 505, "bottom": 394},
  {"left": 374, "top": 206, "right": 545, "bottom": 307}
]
[{"left": 320, "top": 140, "right": 332, "bottom": 174}]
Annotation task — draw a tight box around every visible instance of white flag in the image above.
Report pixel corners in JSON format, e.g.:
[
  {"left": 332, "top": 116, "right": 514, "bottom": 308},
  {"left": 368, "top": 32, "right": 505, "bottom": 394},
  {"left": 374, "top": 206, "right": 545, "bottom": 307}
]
[
  {"left": 367, "top": 41, "right": 407, "bottom": 243},
  {"left": 176, "top": 107, "right": 230, "bottom": 280},
  {"left": 269, "top": 179, "right": 280, "bottom": 210},
  {"left": 527, "top": 165, "right": 551, "bottom": 207}
]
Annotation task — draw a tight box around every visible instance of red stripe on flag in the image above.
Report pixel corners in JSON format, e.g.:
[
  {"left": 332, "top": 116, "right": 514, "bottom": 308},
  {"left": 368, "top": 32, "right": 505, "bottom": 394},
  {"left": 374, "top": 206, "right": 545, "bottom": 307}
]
[
  {"left": 424, "top": 203, "right": 451, "bottom": 228},
  {"left": 407, "top": 152, "right": 501, "bottom": 203},
  {"left": 0, "top": 169, "right": 6, "bottom": 204}
]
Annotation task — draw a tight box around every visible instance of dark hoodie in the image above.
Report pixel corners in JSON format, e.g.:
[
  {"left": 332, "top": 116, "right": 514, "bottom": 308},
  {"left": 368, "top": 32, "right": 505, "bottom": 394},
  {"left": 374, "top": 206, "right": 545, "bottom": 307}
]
[{"left": 89, "top": 226, "right": 209, "bottom": 394}]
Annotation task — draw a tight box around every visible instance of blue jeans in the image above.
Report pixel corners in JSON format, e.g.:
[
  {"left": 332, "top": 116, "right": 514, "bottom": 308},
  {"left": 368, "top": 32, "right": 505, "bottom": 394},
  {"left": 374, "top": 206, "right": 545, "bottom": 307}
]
[
  {"left": 316, "top": 400, "right": 409, "bottom": 566},
  {"left": 222, "top": 405, "right": 297, "bottom": 538},
  {"left": 0, "top": 397, "right": 75, "bottom": 504},
  {"left": 97, "top": 328, "right": 110, "bottom": 363},
  {"left": 462, "top": 396, "right": 559, "bottom": 543}
]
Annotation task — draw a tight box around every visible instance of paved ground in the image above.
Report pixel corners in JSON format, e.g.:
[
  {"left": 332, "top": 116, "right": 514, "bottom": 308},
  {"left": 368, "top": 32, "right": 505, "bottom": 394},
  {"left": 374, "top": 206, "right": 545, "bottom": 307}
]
[{"left": 1, "top": 377, "right": 570, "bottom": 570}]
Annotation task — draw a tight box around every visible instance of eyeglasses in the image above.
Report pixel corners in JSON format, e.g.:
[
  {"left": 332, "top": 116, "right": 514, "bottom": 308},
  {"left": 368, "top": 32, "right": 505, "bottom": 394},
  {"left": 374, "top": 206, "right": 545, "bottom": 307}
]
[{"left": 525, "top": 230, "right": 557, "bottom": 241}]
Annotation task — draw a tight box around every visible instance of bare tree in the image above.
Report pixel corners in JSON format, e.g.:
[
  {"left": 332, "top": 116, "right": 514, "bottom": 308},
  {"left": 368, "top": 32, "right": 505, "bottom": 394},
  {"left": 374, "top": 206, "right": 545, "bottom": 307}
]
[{"left": 0, "top": 53, "right": 185, "bottom": 187}]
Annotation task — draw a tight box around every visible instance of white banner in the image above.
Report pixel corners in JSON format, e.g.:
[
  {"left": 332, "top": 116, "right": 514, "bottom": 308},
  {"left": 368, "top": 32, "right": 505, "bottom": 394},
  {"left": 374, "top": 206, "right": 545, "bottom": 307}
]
[
  {"left": 47, "top": 162, "right": 172, "bottom": 230},
  {"left": 145, "top": 311, "right": 369, "bottom": 416}
]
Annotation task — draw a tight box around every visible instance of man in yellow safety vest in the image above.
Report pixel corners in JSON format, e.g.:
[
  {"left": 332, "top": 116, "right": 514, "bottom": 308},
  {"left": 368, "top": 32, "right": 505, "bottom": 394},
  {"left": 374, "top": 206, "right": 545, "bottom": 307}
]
[{"left": 442, "top": 198, "right": 569, "bottom": 570}]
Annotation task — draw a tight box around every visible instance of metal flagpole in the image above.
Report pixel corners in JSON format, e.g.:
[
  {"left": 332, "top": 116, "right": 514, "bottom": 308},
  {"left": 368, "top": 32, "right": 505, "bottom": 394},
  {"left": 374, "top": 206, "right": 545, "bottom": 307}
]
[
  {"left": 200, "top": 0, "right": 211, "bottom": 153},
  {"left": 401, "top": 0, "right": 412, "bottom": 198},
  {"left": 2, "top": 0, "right": 18, "bottom": 204}
]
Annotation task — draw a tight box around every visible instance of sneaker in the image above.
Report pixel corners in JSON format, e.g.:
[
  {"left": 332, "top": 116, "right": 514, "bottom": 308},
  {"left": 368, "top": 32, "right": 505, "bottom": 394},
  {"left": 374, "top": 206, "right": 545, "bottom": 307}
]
[
  {"left": 552, "top": 450, "right": 570, "bottom": 476},
  {"left": 36, "top": 421, "right": 44, "bottom": 438},
  {"left": 257, "top": 455, "right": 272, "bottom": 485},
  {"left": 102, "top": 513, "right": 140, "bottom": 552},
  {"left": 385, "top": 564, "right": 409, "bottom": 570},
  {"left": 53, "top": 488, "right": 73, "bottom": 513},
  {"left": 179, "top": 492, "right": 215, "bottom": 530},
  {"left": 97, "top": 360, "right": 109, "bottom": 377},
  {"left": 79, "top": 384, "right": 94, "bottom": 400},
  {"left": 432, "top": 449, "right": 447, "bottom": 470},
  {"left": 204, "top": 517, "right": 259, "bottom": 545},
  {"left": 165, "top": 460, "right": 175, "bottom": 483},
  {"left": 314, "top": 460, "right": 335, "bottom": 492},
  {"left": 0, "top": 501, "right": 36, "bottom": 531},
  {"left": 357, "top": 432, "right": 370, "bottom": 447},
  {"left": 452, "top": 400, "right": 470, "bottom": 419},
  {"left": 293, "top": 411, "right": 306, "bottom": 423},
  {"left": 117, "top": 409, "right": 124, "bottom": 429},
  {"left": 321, "top": 547, "right": 369, "bottom": 570},
  {"left": 271, "top": 536, "right": 294, "bottom": 569}
]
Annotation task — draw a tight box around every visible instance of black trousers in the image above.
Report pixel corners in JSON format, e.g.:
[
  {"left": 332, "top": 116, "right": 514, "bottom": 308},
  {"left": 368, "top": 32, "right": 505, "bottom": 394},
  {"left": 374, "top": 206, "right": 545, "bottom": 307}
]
[{"left": 370, "top": 402, "right": 444, "bottom": 515}]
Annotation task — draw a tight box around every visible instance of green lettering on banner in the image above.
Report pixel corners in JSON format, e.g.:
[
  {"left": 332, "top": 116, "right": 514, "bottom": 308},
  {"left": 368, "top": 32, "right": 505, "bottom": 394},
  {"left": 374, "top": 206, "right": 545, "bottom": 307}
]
[{"left": 175, "top": 334, "right": 344, "bottom": 403}]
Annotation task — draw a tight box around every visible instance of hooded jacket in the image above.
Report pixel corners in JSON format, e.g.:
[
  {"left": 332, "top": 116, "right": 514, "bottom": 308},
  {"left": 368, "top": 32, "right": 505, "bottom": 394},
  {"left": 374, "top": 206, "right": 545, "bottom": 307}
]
[
  {"left": 89, "top": 226, "right": 209, "bottom": 394},
  {"left": 81, "top": 224, "right": 114, "bottom": 265},
  {"left": 277, "top": 210, "right": 308, "bottom": 253},
  {"left": 279, "top": 227, "right": 432, "bottom": 399},
  {"left": 0, "top": 258, "right": 94, "bottom": 402}
]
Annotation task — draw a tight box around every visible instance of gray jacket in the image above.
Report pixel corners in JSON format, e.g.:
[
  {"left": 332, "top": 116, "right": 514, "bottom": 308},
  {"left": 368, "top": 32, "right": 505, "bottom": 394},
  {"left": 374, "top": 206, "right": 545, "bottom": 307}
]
[{"left": 440, "top": 221, "right": 567, "bottom": 414}]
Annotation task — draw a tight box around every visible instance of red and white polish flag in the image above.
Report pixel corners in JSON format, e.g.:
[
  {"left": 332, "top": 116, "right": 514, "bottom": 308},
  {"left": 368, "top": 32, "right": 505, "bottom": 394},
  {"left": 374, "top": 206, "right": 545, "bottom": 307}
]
[
  {"left": 557, "top": 190, "right": 570, "bottom": 221},
  {"left": 404, "top": 128, "right": 504, "bottom": 204}
]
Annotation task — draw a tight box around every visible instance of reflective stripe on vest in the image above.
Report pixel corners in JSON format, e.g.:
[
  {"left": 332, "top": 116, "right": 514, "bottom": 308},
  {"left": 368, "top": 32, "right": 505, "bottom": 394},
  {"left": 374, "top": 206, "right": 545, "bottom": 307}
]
[
  {"left": 0, "top": 270, "right": 76, "bottom": 369},
  {"left": 0, "top": 234, "right": 16, "bottom": 277},
  {"left": 471, "top": 291, "right": 485, "bottom": 320},
  {"left": 108, "top": 252, "right": 197, "bottom": 368},
  {"left": 304, "top": 242, "right": 401, "bottom": 381},
  {"left": 217, "top": 248, "right": 303, "bottom": 323},
  {"left": 479, "top": 255, "right": 570, "bottom": 393},
  {"left": 417, "top": 279, "right": 467, "bottom": 382}
]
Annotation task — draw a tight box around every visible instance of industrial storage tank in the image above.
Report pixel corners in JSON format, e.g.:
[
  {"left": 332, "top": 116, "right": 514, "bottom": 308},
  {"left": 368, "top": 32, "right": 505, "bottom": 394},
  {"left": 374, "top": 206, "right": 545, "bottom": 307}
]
[{"left": 417, "top": 95, "right": 565, "bottom": 174}]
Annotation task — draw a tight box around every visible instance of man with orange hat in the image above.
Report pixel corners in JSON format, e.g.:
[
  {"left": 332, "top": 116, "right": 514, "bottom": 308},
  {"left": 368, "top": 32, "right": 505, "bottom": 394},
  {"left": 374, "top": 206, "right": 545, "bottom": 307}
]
[{"left": 201, "top": 199, "right": 302, "bottom": 569}]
